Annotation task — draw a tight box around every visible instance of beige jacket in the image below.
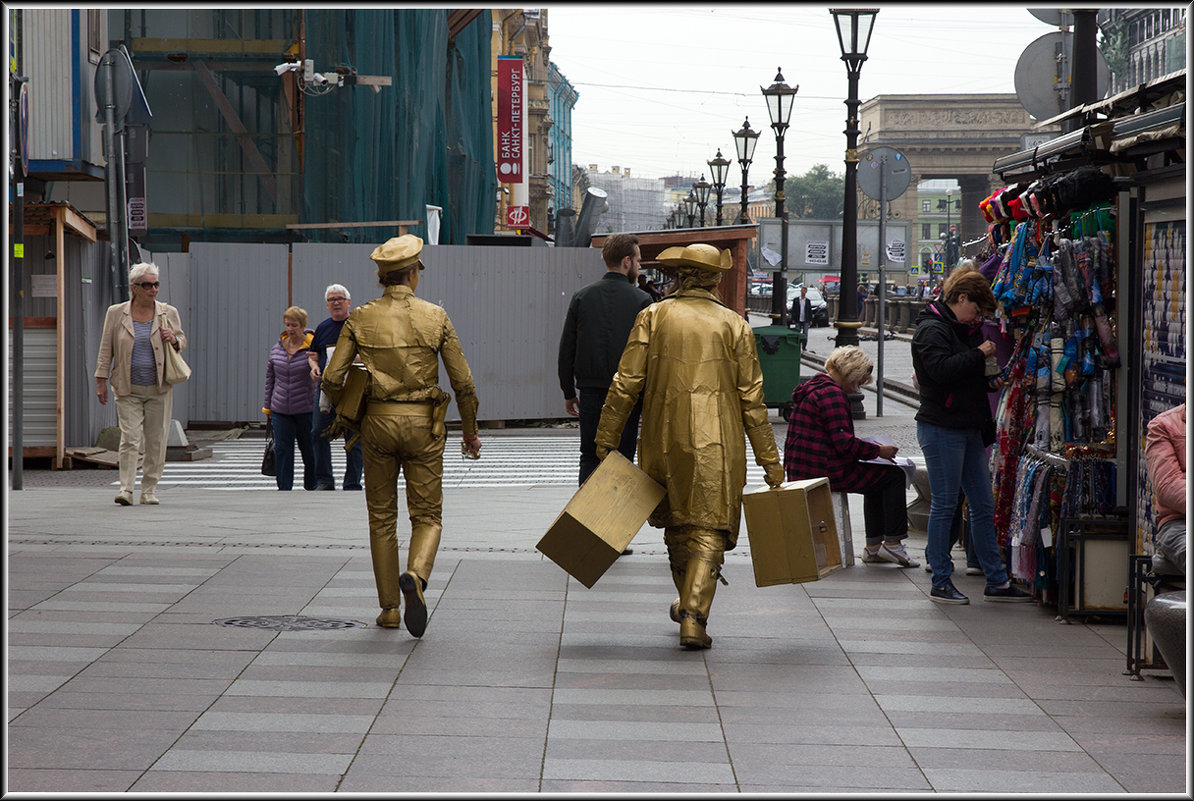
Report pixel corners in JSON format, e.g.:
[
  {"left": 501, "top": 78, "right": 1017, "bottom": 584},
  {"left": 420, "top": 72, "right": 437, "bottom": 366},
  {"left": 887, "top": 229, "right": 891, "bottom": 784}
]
[
  {"left": 94, "top": 300, "right": 187, "bottom": 396},
  {"left": 595, "top": 288, "right": 781, "bottom": 546}
]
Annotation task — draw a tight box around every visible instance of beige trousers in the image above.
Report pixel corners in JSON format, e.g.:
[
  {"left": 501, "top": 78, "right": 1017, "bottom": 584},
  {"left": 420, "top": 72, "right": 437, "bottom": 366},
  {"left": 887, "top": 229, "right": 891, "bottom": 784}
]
[{"left": 115, "top": 383, "right": 172, "bottom": 493}]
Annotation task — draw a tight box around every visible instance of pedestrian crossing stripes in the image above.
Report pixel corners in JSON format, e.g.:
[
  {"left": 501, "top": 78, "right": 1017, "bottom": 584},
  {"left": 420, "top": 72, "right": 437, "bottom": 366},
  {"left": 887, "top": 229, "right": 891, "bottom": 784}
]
[{"left": 119, "top": 435, "right": 773, "bottom": 491}]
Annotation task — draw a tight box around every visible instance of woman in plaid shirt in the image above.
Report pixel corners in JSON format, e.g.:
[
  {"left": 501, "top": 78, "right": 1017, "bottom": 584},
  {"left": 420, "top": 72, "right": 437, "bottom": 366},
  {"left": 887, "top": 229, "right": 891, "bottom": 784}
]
[{"left": 783, "top": 346, "right": 919, "bottom": 567}]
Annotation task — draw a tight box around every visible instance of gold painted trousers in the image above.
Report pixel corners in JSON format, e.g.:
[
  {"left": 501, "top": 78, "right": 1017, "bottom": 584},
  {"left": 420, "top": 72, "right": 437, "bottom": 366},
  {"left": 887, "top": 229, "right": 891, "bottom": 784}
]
[
  {"left": 360, "top": 401, "right": 445, "bottom": 612},
  {"left": 664, "top": 525, "right": 729, "bottom": 625}
]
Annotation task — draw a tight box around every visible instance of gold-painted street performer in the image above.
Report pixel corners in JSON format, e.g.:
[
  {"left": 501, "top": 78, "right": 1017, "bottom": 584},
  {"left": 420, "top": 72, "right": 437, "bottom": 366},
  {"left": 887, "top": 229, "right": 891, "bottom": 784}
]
[
  {"left": 322, "top": 235, "right": 481, "bottom": 636},
  {"left": 594, "top": 243, "right": 784, "bottom": 650}
]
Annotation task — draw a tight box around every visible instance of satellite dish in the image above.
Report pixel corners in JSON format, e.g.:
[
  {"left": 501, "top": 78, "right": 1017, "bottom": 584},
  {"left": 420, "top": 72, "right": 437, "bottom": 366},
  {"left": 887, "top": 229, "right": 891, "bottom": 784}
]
[
  {"left": 1014, "top": 31, "right": 1109, "bottom": 120},
  {"left": 1027, "top": 8, "right": 1071, "bottom": 26},
  {"left": 858, "top": 146, "right": 911, "bottom": 201}
]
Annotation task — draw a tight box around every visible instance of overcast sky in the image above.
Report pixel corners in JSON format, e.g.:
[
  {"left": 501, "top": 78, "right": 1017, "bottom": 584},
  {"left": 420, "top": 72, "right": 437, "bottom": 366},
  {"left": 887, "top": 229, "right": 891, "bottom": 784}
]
[{"left": 546, "top": 4, "right": 1102, "bottom": 182}]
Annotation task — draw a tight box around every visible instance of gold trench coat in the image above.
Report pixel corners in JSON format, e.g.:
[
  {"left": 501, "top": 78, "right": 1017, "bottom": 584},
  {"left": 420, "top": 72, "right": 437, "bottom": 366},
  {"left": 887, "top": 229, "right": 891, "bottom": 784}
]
[
  {"left": 594, "top": 288, "right": 781, "bottom": 547},
  {"left": 321, "top": 285, "right": 478, "bottom": 435}
]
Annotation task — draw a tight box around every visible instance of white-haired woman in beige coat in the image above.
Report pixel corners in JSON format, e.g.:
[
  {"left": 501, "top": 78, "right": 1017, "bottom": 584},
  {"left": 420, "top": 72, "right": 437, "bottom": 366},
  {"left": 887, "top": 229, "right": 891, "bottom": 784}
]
[{"left": 95, "top": 262, "right": 186, "bottom": 505}]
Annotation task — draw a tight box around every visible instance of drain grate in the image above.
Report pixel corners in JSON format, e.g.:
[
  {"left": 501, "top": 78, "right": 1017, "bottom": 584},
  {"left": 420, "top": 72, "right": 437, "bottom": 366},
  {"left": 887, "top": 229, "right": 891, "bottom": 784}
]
[{"left": 213, "top": 615, "right": 367, "bottom": 631}]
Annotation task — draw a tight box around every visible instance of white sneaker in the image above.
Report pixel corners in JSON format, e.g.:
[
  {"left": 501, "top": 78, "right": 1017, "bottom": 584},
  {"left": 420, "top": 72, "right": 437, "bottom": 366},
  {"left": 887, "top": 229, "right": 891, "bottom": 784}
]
[
  {"left": 863, "top": 542, "right": 920, "bottom": 568},
  {"left": 965, "top": 566, "right": 983, "bottom": 576}
]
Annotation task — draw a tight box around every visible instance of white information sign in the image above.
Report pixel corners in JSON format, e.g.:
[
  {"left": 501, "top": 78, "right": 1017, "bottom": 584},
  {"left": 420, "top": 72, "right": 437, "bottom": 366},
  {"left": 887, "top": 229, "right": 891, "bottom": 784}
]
[
  {"left": 805, "top": 241, "right": 829, "bottom": 266},
  {"left": 32, "top": 274, "right": 57, "bottom": 298},
  {"left": 886, "top": 239, "right": 906, "bottom": 263}
]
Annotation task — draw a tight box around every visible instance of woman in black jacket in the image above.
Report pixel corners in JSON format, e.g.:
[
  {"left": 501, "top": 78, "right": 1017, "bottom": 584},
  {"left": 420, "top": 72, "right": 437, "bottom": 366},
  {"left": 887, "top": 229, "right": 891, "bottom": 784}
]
[{"left": 911, "top": 266, "right": 1031, "bottom": 606}]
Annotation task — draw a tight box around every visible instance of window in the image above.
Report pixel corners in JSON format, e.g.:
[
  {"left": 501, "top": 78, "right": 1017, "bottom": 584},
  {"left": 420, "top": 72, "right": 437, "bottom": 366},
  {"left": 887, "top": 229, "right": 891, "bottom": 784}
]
[
  {"left": 938, "top": 223, "right": 947, "bottom": 237},
  {"left": 922, "top": 224, "right": 932, "bottom": 239},
  {"left": 88, "top": 9, "right": 103, "bottom": 63},
  {"left": 922, "top": 200, "right": 930, "bottom": 212}
]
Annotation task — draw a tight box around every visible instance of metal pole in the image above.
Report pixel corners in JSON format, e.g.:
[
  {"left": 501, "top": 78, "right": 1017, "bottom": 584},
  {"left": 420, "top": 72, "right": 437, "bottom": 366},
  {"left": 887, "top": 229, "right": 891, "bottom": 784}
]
[
  {"left": 876, "top": 158, "right": 886, "bottom": 417},
  {"left": 739, "top": 164, "right": 750, "bottom": 224},
  {"left": 10, "top": 76, "right": 27, "bottom": 489},
  {"left": 1069, "top": 10, "right": 1099, "bottom": 133},
  {"left": 100, "top": 52, "right": 125, "bottom": 304},
  {"left": 770, "top": 130, "right": 788, "bottom": 326},
  {"left": 836, "top": 66, "right": 861, "bottom": 349}
]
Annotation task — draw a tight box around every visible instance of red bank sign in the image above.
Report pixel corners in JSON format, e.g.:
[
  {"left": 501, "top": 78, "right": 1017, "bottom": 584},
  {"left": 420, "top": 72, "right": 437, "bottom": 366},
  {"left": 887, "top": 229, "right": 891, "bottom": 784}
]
[
  {"left": 505, "top": 205, "right": 530, "bottom": 228},
  {"left": 497, "top": 56, "right": 524, "bottom": 184}
]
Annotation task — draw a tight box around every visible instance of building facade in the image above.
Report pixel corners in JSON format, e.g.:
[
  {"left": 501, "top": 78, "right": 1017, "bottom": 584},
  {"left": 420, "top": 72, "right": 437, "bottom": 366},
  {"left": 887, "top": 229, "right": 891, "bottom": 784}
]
[
  {"left": 545, "top": 61, "right": 578, "bottom": 237},
  {"left": 584, "top": 166, "right": 668, "bottom": 234},
  {"left": 1099, "top": 8, "right": 1187, "bottom": 94}
]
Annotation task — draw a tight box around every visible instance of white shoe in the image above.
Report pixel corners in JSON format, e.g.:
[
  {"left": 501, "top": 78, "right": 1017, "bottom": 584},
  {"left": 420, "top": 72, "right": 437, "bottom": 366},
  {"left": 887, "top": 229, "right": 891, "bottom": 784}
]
[
  {"left": 863, "top": 542, "right": 920, "bottom": 568},
  {"left": 140, "top": 490, "right": 159, "bottom": 505},
  {"left": 114, "top": 490, "right": 133, "bottom": 506},
  {"left": 965, "top": 566, "right": 983, "bottom": 576}
]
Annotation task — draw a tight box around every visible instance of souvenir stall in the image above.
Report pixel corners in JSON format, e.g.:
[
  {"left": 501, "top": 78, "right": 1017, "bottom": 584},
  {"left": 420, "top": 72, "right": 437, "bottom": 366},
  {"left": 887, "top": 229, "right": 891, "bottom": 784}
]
[{"left": 983, "top": 71, "right": 1185, "bottom": 621}]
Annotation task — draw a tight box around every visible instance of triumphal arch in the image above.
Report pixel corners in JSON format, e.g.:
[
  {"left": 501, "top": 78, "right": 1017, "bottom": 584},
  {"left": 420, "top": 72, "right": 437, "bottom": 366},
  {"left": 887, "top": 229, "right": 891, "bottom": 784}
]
[{"left": 857, "top": 94, "right": 1060, "bottom": 250}]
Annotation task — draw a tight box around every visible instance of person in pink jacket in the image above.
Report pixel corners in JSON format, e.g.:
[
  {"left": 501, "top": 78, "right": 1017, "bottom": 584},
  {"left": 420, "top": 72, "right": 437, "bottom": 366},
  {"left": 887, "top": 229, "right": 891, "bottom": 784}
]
[{"left": 1144, "top": 403, "right": 1186, "bottom": 574}]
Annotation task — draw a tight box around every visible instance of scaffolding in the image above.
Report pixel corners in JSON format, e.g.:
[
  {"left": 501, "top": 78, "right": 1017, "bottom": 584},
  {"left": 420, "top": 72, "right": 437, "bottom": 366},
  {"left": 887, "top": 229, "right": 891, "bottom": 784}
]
[{"left": 585, "top": 166, "right": 668, "bottom": 234}]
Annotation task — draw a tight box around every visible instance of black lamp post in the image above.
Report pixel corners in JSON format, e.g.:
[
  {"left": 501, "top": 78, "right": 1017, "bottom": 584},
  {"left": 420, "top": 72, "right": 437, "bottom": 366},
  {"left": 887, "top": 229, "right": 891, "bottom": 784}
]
[
  {"left": 761, "top": 68, "right": 798, "bottom": 326},
  {"left": 731, "top": 117, "right": 759, "bottom": 225},
  {"left": 684, "top": 190, "right": 698, "bottom": 228},
  {"left": 830, "top": 8, "right": 877, "bottom": 349},
  {"left": 693, "top": 175, "right": 711, "bottom": 227},
  {"left": 708, "top": 149, "right": 731, "bottom": 226}
]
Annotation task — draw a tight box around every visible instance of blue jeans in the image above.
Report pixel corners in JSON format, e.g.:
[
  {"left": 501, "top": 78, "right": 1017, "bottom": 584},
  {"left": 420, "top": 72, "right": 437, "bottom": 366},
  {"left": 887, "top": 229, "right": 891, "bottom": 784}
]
[
  {"left": 916, "top": 421, "right": 1008, "bottom": 589},
  {"left": 272, "top": 411, "right": 315, "bottom": 491},
  {"left": 578, "top": 386, "right": 641, "bottom": 485},
  {"left": 312, "top": 393, "right": 363, "bottom": 489}
]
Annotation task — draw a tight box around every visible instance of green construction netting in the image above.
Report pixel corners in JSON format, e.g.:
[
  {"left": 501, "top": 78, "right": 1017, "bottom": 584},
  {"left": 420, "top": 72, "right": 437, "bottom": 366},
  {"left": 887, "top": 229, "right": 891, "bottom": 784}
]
[{"left": 303, "top": 9, "right": 495, "bottom": 245}]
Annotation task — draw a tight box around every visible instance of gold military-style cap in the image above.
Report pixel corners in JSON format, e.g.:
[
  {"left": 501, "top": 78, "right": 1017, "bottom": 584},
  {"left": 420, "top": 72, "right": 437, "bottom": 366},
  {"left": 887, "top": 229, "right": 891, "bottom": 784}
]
[
  {"left": 656, "top": 243, "right": 732, "bottom": 272},
  {"left": 370, "top": 234, "right": 426, "bottom": 274}
]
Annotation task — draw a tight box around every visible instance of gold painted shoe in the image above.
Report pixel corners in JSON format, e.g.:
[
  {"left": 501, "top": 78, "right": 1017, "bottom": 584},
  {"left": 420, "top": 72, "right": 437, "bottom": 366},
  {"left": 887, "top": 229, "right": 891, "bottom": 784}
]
[
  {"left": 376, "top": 608, "right": 401, "bottom": 628},
  {"left": 139, "top": 490, "right": 159, "bottom": 505},
  {"left": 114, "top": 490, "right": 133, "bottom": 506},
  {"left": 669, "top": 598, "right": 681, "bottom": 623},
  {"left": 399, "top": 571, "right": 428, "bottom": 638},
  {"left": 679, "top": 614, "right": 712, "bottom": 650}
]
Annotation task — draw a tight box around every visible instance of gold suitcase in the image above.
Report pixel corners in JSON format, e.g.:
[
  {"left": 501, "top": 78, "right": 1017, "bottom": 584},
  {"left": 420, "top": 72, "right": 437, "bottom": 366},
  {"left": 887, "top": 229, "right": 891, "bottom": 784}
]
[
  {"left": 742, "top": 477, "right": 842, "bottom": 586},
  {"left": 537, "top": 451, "right": 666, "bottom": 588}
]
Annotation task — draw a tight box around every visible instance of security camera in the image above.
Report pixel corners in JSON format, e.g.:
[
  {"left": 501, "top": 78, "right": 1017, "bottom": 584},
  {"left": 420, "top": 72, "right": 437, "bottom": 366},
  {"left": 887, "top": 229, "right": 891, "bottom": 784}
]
[
  {"left": 311, "top": 72, "right": 328, "bottom": 86},
  {"left": 274, "top": 62, "right": 300, "bottom": 76}
]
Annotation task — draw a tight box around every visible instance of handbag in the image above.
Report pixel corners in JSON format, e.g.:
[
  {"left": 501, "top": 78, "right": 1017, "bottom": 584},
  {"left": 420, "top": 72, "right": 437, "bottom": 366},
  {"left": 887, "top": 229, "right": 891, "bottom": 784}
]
[
  {"left": 160, "top": 314, "right": 191, "bottom": 384},
  {"left": 261, "top": 418, "right": 277, "bottom": 477}
]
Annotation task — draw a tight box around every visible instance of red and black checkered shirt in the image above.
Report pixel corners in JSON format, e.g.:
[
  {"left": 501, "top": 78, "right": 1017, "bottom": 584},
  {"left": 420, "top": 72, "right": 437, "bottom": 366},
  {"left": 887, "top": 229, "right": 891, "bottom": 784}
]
[{"left": 783, "top": 373, "right": 888, "bottom": 492}]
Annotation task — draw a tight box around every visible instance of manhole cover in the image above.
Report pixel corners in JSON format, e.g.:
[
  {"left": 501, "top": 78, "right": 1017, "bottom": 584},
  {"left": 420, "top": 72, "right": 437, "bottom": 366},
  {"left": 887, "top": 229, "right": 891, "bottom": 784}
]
[{"left": 213, "top": 615, "right": 367, "bottom": 631}]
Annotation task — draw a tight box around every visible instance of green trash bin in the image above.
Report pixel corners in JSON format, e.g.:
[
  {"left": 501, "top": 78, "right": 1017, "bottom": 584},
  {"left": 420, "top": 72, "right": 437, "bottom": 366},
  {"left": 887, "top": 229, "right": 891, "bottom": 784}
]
[{"left": 753, "top": 325, "right": 804, "bottom": 420}]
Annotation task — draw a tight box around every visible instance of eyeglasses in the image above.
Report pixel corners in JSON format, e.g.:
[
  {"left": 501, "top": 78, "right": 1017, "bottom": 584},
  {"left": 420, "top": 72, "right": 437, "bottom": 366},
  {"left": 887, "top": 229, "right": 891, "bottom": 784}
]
[
  {"left": 326, "top": 297, "right": 348, "bottom": 303},
  {"left": 138, "top": 281, "right": 160, "bottom": 289}
]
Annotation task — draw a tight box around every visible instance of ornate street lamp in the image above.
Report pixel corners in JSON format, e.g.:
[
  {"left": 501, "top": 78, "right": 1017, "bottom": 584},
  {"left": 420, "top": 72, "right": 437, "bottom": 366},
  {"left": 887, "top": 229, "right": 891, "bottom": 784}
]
[
  {"left": 675, "top": 202, "right": 687, "bottom": 228},
  {"left": 830, "top": 8, "right": 878, "bottom": 351},
  {"left": 708, "top": 149, "right": 731, "bottom": 226},
  {"left": 693, "top": 175, "right": 711, "bottom": 227},
  {"left": 761, "top": 68, "right": 798, "bottom": 326},
  {"left": 684, "top": 190, "right": 698, "bottom": 229},
  {"left": 731, "top": 117, "right": 760, "bottom": 225}
]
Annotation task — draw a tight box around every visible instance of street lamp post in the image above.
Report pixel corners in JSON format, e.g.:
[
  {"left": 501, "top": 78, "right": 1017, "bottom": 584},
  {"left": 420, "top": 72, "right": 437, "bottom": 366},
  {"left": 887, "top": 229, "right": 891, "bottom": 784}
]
[
  {"left": 684, "top": 190, "right": 698, "bottom": 229},
  {"left": 830, "top": 8, "right": 877, "bottom": 350},
  {"left": 693, "top": 175, "right": 711, "bottom": 227},
  {"left": 761, "top": 68, "right": 798, "bottom": 326},
  {"left": 708, "top": 149, "right": 731, "bottom": 226},
  {"left": 731, "top": 117, "right": 759, "bottom": 225}
]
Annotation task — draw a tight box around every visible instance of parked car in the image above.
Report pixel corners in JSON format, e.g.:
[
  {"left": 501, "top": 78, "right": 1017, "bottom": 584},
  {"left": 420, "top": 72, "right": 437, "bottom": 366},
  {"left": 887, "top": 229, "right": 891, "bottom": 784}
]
[{"left": 786, "top": 284, "right": 829, "bottom": 327}]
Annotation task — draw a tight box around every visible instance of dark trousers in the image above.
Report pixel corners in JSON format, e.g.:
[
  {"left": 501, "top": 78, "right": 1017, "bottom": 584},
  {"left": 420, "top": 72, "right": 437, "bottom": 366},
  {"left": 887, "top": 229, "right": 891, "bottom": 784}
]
[
  {"left": 861, "top": 467, "right": 909, "bottom": 545},
  {"left": 272, "top": 411, "right": 315, "bottom": 491},
  {"left": 578, "top": 386, "right": 641, "bottom": 485},
  {"left": 312, "top": 393, "right": 363, "bottom": 490}
]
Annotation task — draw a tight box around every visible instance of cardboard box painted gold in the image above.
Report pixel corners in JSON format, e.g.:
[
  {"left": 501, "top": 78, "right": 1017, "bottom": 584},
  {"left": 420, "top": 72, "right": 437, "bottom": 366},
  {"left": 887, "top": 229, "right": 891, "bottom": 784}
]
[
  {"left": 742, "top": 477, "right": 842, "bottom": 586},
  {"left": 537, "top": 451, "right": 666, "bottom": 588}
]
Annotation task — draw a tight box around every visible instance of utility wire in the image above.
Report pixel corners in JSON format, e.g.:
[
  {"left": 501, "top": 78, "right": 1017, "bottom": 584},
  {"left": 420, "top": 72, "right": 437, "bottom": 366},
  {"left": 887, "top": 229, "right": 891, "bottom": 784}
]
[{"left": 571, "top": 81, "right": 840, "bottom": 101}]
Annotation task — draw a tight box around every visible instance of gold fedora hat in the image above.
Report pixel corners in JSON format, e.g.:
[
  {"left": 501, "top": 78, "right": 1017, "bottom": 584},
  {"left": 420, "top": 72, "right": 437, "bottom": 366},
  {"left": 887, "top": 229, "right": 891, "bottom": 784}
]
[
  {"left": 370, "top": 234, "right": 426, "bottom": 274},
  {"left": 657, "top": 243, "right": 732, "bottom": 272}
]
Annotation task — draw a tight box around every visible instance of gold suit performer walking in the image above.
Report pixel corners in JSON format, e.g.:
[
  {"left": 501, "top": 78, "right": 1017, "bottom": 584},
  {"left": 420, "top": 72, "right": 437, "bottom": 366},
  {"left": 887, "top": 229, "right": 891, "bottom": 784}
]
[
  {"left": 594, "top": 243, "right": 784, "bottom": 650},
  {"left": 322, "top": 235, "right": 481, "bottom": 636}
]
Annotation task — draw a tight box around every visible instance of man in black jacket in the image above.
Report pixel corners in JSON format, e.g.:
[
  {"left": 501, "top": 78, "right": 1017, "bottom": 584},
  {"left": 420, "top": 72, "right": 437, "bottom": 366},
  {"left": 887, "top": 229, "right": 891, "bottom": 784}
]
[{"left": 558, "top": 233, "right": 653, "bottom": 491}]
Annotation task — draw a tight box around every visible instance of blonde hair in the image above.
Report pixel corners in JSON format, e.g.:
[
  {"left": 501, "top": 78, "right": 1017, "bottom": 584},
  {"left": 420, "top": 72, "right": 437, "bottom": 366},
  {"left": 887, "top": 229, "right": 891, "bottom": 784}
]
[
  {"left": 282, "top": 305, "right": 308, "bottom": 328},
  {"left": 824, "top": 346, "right": 874, "bottom": 391}
]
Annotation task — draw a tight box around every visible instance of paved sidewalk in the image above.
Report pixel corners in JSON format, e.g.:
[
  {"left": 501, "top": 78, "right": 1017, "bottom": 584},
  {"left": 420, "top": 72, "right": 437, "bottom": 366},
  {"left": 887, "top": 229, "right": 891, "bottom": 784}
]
[{"left": 7, "top": 397, "right": 1188, "bottom": 793}]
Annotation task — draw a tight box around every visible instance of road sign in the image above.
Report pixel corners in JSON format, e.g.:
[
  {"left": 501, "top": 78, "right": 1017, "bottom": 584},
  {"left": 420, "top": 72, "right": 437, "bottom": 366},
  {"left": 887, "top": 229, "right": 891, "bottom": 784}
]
[
  {"left": 858, "top": 146, "right": 911, "bottom": 201},
  {"left": 505, "top": 205, "right": 530, "bottom": 228}
]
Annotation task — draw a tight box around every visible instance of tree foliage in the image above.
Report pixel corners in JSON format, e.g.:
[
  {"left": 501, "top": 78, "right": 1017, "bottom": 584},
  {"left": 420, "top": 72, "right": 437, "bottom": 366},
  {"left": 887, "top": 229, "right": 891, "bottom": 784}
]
[{"left": 783, "top": 164, "right": 845, "bottom": 219}]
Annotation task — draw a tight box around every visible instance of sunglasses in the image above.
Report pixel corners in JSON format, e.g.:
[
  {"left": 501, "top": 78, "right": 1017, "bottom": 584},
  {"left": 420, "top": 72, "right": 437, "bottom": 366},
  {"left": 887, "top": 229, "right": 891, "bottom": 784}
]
[
  {"left": 326, "top": 297, "right": 348, "bottom": 303},
  {"left": 138, "top": 281, "right": 160, "bottom": 289}
]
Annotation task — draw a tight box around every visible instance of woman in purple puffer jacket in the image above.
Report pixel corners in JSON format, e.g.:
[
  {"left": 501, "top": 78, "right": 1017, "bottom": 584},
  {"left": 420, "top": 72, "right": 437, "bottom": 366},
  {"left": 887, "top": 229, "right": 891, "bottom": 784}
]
[{"left": 263, "top": 306, "right": 317, "bottom": 490}]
